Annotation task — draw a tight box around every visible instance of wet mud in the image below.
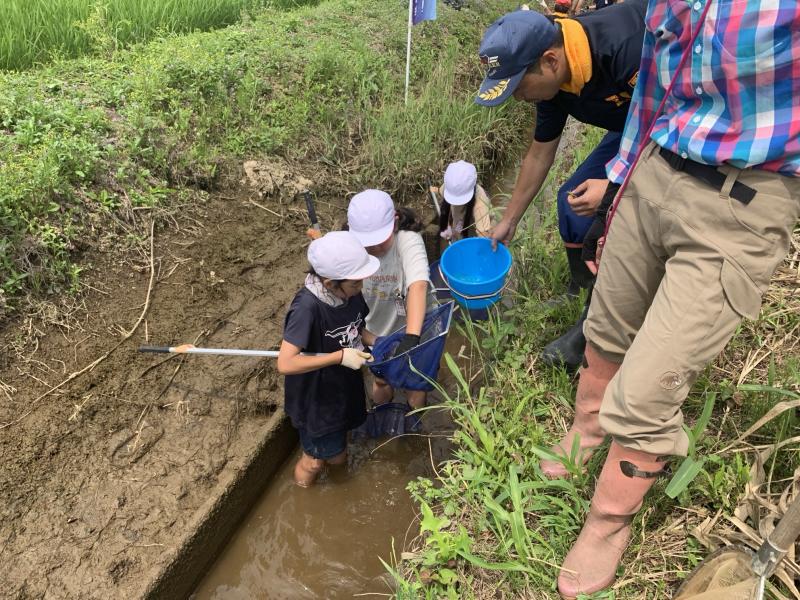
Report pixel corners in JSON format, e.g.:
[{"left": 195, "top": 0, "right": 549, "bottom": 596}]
[{"left": 0, "top": 176, "right": 336, "bottom": 598}]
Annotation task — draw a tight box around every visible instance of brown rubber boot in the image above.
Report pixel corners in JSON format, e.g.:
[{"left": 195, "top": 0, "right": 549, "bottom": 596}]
[
  {"left": 557, "top": 442, "right": 666, "bottom": 599},
  {"left": 540, "top": 344, "right": 620, "bottom": 477}
]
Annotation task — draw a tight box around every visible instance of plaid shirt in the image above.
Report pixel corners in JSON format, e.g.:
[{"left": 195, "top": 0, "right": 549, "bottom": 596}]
[{"left": 607, "top": 0, "right": 800, "bottom": 183}]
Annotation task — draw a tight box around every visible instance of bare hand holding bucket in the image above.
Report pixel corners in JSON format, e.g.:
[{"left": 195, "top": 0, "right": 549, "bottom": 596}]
[{"left": 489, "top": 218, "right": 516, "bottom": 251}]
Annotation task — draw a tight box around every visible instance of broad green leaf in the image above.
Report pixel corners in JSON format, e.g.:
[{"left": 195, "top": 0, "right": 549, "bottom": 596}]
[
  {"left": 692, "top": 391, "right": 716, "bottom": 439},
  {"left": 665, "top": 456, "right": 707, "bottom": 499}
]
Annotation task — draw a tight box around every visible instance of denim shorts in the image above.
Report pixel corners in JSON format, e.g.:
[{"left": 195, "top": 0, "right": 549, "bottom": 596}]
[{"left": 298, "top": 428, "right": 347, "bottom": 460}]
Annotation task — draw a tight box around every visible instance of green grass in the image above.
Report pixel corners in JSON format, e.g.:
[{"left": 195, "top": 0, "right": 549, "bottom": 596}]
[
  {"left": 0, "top": 0, "right": 321, "bottom": 71},
  {"left": 394, "top": 127, "right": 800, "bottom": 598},
  {"left": 0, "top": 0, "right": 529, "bottom": 317}
]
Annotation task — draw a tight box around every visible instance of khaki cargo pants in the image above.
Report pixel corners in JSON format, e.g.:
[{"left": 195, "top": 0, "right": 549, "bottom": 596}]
[{"left": 585, "top": 143, "right": 800, "bottom": 457}]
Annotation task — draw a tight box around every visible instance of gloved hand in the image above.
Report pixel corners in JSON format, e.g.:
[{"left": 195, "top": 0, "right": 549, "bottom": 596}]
[
  {"left": 440, "top": 225, "right": 453, "bottom": 240},
  {"left": 340, "top": 348, "right": 372, "bottom": 369},
  {"left": 581, "top": 182, "right": 620, "bottom": 274},
  {"left": 392, "top": 333, "right": 420, "bottom": 357}
]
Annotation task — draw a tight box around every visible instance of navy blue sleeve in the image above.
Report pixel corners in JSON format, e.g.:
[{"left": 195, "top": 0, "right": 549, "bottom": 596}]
[
  {"left": 283, "top": 292, "right": 315, "bottom": 350},
  {"left": 611, "top": 1, "right": 646, "bottom": 93},
  {"left": 611, "top": 38, "right": 644, "bottom": 95},
  {"left": 533, "top": 100, "right": 569, "bottom": 143}
]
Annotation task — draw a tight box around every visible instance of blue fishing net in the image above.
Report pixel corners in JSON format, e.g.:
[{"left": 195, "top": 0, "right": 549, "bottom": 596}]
[
  {"left": 351, "top": 402, "right": 422, "bottom": 439},
  {"left": 368, "top": 302, "right": 454, "bottom": 391}
]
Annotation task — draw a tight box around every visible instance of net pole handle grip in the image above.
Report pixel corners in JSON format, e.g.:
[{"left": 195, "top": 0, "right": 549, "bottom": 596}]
[
  {"left": 303, "top": 191, "right": 318, "bottom": 227},
  {"left": 139, "top": 346, "right": 171, "bottom": 353}
]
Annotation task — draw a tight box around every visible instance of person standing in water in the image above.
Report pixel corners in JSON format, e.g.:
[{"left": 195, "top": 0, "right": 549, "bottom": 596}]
[
  {"left": 347, "top": 189, "right": 433, "bottom": 410},
  {"left": 277, "top": 231, "right": 378, "bottom": 487}
]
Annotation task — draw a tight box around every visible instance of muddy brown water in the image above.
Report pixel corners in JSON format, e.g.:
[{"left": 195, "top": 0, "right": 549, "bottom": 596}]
[
  {"left": 191, "top": 151, "right": 536, "bottom": 600},
  {"left": 192, "top": 434, "right": 449, "bottom": 599},
  {"left": 192, "top": 361, "right": 461, "bottom": 599}
]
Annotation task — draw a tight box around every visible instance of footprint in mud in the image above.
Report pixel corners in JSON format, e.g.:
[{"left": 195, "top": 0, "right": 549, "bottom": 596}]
[
  {"left": 109, "top": 424, "right": 165, "bottom": 467},
  {"left": 238, "top": 263, "right": 279, "bottom": 290},
  {"left": 65, "top": 490, "right": 118, "bottom": 542},
  {"left": 108, "top": 557, "right": 139, "bottom": 585},
  {"left": 241, "top": 364, "right": 280, "bottom": 416}
]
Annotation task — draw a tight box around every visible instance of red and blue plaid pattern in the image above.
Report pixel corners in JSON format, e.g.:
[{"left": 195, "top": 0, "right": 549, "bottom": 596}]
[{"left": 607, "top": 0, "right": 800, "bottom": 183}]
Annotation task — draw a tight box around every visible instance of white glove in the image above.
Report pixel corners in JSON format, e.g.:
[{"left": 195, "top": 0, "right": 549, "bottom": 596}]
[
  {"left": 440, "top": 225, "right": 453, "bottom": 240},
  {"left": 340, "top": 348, "right": 372, "bottom": 370}
]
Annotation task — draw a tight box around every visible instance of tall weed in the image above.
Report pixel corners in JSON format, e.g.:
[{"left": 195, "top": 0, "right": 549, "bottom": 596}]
[{"left": 0, "top": 0, "right": 321, "bottom": 70}]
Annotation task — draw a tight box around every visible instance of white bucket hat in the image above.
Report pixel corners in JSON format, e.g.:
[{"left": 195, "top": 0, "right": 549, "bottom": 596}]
[
  {"left": 308, "top": 231, "right": 380, "bottom": 280},
  {"left": 347, "top": 189, "right": 396, "bottom": 247},
  {"left": 443, "top": 160, "right": 478, "bottom": 206}
]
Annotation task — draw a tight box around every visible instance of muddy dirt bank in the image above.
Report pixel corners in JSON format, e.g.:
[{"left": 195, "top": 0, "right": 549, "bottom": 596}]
[{"left": 0, "top": 181, "right": 341, "bottom": 598}]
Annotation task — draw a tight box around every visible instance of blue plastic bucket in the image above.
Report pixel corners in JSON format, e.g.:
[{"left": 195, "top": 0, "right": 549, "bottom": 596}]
[
  {"left": 439, "top": 238, "right": 512, "bottom": 309},
  {"left": 430, "top": 259, "right": 489, "bottom": 321}
]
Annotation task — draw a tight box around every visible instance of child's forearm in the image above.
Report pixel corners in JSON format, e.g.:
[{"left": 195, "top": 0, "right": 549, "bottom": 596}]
[
  {"left": 277, "top": 350, "right": 342, "bottom": 375},
  {"left": 361, "top": 329, "right": 377, "bottom": 346},
  {"left": 404, "top": 280, "right": 428, "bottom": 336}
]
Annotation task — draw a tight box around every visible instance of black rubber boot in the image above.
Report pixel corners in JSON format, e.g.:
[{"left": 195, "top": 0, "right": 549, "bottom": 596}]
[
  {"left": 565, "top": 246, "right": 595, "bottom": 296},
  {"left": 541, "top": 287, "right": 592, "bottom": 371},
  {"left": 547, "top": 247, "right": 595, "bottom": 308}
]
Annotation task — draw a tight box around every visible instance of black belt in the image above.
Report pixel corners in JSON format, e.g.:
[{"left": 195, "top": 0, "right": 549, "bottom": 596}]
[{"left": 658, "top": 147, "right": 756, "bottom": 205}]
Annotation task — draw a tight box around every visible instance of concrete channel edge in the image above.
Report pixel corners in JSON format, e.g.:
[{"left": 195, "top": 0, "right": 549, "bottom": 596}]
[{"left": 143, "top": 410, "right": 297, "bottom": 599}]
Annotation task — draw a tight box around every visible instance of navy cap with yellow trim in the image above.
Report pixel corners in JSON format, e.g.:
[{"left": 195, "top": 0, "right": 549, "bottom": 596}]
[{"left": 475, "top": 10, "right": 557, "bottom": 107}]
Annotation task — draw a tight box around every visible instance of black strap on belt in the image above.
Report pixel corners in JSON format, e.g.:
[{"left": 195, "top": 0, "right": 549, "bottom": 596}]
[{"left": 659, "top": 147, "right": 756, "bottom": 205}]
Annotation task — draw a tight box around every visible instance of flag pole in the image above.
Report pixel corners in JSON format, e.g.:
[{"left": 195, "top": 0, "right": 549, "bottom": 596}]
[{"left": 404, "top": 0, "right": 413, "bottom": 105}]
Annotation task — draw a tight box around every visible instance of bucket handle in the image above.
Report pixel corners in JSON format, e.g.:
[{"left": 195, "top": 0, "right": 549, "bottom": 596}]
[{"left": 435, "top": 263, "right": 514, "bottom": 301}]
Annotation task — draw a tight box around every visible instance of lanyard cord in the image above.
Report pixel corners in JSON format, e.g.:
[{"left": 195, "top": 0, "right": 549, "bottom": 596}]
[{"left": 602, "top": 0, "right": 714, "bottom": 243}]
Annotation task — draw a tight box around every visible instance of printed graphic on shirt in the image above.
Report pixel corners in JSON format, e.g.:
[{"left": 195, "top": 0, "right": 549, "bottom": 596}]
[
  {"left": 364, "top": 274, "right": 399, "bottom": 302},
  {"left": 627, "top": 71, "right": 638, "bottom": 89},
  {"left": 324, "top": 313, "right": 364, "bottom": 349},
  {"left": 605, "top": 91, "right": 632, "bottom": 107}
]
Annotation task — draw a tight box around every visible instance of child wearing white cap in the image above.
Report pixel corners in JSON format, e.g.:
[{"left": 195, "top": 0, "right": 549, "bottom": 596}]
[
  {"left": 347, "top": 189, "right": 432, "bottom": 410},
  {"left": 277, "top": 231, "right": 380, "bottom": 487},
  {"left": 432, "top": 160, "right": 493, "bottom": 242}
]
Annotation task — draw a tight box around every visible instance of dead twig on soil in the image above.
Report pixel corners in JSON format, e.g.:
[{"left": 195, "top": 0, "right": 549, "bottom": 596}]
[
  {"left": 0, "top": 221, "right": 157, "bottom": 431},
  {"left": 737, "top": 321, "right": 800, "bottom": 385},
  {"left": 138, "top": 354, "right": 178, "bottom": 378},
  {"left": 717, "top": 398, "right": 800, "bottom": 454},
  {"left": 0, "top": 379, "right": 16, "bottom": 401},
  {"left": 68, "top": 395, "right": 92, "bottom": 422},
  {"left": 247, "top": 199, "right": 283, "bottom": 219},
  {"left": 155, "top": 356, "right": 187, "bottom": 404}
]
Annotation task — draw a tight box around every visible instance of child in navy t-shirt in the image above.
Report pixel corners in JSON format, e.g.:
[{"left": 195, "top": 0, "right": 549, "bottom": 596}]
[{"left": 277, "top": 231, "right": 380, "bottom": 487}]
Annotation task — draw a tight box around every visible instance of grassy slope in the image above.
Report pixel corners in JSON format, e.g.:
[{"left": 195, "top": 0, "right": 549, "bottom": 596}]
[
  {"left": 0, "top": 0, "right": 321, "bottom": 71},
  {"left": 395, "top": 127, "right": 800, "bottom": 599},
  {"left": 0, "top": 0, "right": 528, "bottom": 317}
]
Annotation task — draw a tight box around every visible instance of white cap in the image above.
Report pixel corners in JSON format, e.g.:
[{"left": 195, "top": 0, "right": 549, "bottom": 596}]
[
  {"left": 442, "top": 160, "right": 477, "bottom": 206},
  {"left": 308, "top": 231, "right": 380, "bottom": 280},
  {"left": 347, "top": 189, "right": 396, "bottom": 247}
]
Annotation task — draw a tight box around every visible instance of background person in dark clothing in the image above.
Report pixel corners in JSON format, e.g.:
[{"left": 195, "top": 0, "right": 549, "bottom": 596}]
[{"left": 475, "top": 1, "right": 646, "bottom": 370}]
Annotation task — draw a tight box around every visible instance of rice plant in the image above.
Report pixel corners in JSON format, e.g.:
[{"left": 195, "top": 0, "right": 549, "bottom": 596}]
[{"left": 0, "top": 0, "right": 319, "bottom": 71}]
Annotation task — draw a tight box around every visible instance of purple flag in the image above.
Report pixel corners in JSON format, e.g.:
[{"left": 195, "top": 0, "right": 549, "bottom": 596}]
[{"left": 412, "top": 0, "right": 437, "bottom": 25}]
